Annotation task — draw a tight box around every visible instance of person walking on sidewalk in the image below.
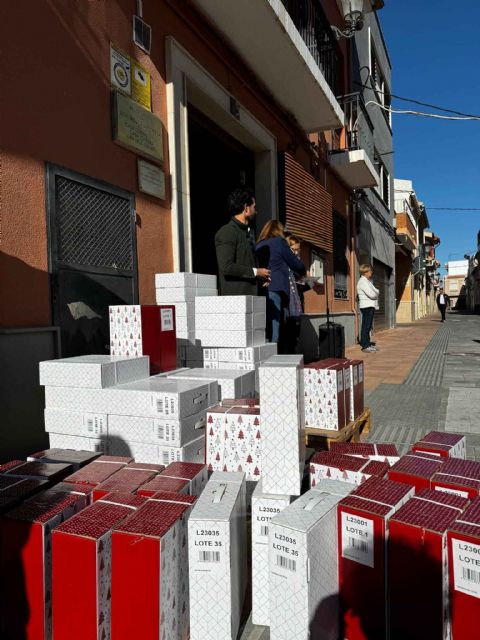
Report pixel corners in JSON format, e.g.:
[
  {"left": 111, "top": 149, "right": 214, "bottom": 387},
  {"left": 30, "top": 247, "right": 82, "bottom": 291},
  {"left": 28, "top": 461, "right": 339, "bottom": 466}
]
[
  {"left": 357, "top": 264, "right": 379, "bottom": 353},
  {"left": 215, "top": 187, "right": 271, "bottom": 295},
  {"left": 436, "top": 287, "right": 450, "bottom": 322}
]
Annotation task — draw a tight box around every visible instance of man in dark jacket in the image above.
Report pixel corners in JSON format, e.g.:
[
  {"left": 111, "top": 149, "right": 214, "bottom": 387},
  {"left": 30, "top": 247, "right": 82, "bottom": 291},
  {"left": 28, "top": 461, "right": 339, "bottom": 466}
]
[
  {"left": 436, "top": 288, "right": 450, "bottom": 322},
  {"left": 215, "top": 188, "right": 270, "bottom": 295}
]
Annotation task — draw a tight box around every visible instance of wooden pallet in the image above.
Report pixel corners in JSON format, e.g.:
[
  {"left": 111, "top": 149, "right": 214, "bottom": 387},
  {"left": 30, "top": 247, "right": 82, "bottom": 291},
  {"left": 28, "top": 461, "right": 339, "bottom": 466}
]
[{"left": 305, "top": 407, "right": 372, "bottom": 449}]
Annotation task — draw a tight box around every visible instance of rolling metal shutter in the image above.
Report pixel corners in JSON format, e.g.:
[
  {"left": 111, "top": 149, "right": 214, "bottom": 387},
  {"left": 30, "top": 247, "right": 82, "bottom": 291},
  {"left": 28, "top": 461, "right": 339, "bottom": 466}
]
[
  {"left": 282, "top": 153, "right": 333, "bottom": 253},
  {"left": 372, "top": 259, "right": 389, "bottom": 331}
]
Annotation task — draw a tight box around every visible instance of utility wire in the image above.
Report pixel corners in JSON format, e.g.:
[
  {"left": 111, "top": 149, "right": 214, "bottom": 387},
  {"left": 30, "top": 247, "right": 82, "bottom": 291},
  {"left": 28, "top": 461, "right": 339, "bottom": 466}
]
[
  {"left": 365, "top": 101, "right": 480, "bottom": 122},
  {"left": 355, "top": 81, "right": 480, "bottom": 119}
]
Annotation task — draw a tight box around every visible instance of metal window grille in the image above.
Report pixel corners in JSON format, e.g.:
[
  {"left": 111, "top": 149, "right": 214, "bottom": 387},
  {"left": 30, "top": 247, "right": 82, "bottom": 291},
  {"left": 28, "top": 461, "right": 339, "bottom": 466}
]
[{"left": 55, "top": 176, "right": 134, "bottom": 272}]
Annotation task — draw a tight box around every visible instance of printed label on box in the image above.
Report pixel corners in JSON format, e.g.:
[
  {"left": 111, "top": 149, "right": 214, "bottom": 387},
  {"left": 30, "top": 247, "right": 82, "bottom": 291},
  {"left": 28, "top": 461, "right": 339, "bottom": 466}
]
[
  {"left": 435, "top": 486, "right": 469, "bottom": 499},
  {"left": 341, "top": 512, "right": 374, "bottom": 568},
  {"left": 190, "top": 523, "right": 224, "bottom": 578},
  {"left": 359, "top": 364, "right": 364, "bottom": 383},
  {"left": 271, "top": 530, "right": 302, "bottom": 579},
  {"left": 452, "top": 538, "right": 480, "bottom": 598},
  {"left": 83, "top": 413, "right": 107, "bottom": 436},
  {"left": 160, "top": 308, "right": 174, "bottom": 332},
  {"left": 254, "top": 503, "right": 284, "bottom": 540}
]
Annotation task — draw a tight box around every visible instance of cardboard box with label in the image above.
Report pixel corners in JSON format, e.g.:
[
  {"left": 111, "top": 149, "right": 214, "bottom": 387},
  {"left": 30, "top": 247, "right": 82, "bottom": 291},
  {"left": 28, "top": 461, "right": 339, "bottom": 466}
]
[
  {"left": 259, "top": 355, "right": 305, "bottom": 496},
  {"left": 431, "top": 458, "right": 480, "bottom": 499},
  {"left": 109, "top": 304, "right": 177, "bottom": 374},
  {"left": 160, "top": 461, "right": 208, "bottom": 496},
  {"left": 111, "top": 497, "right": 194, "bottom": 640},
  {"left": 39, "top": 354, "right": 150, "bottom": 389},
  {"left": 206, "top": 404, "right": 262, "bottom": 481},
  {"left": 203, "top": 343, "right": 277, "bottom": 364},
  {"left": 387, "top": 452, "right": 445, "bottom": 491},
  {"left": 251, "top": 480, "right": 292, "bottom": 626},
  {"left": 330, "top": 442, "right": 400, "bottom": 466},
  {"left": 447, "top": 496, "right": 480, "bottom": 640},
  {"left": 304, "top": 361, "right": 349, "bottom": 431},
  {"left": 1, "top": 489, "right": 87, "bottom": 640},
  {"left": 108, "top": 411, "right": 206, "bottom": 447},
  {"left": 389, "top": 489, "right": 468, "bottom": 640},
  {"left": 44, "top": 408, "right": 108, "bottom": 439},
  {"left": 167, "top": 368, "right": 256, "bottom": 400},
  {"left": 268, "top": 486, "right": 352, "bottom": 640},
  {"left": 310, "top": 452, "right": 388, "bottom": 487},
  {"left": 337, "top": 476, "right": 414, "bottom": 640},
  {"left": 107, "top": 433, "right": 205, "bottom": 466},
  {"left": 189, "top": 472, "right": 247, "bottom": 640},
  {"left": 52, "top": 493, "right": 147, "bottom": 640},
  {"left": 412, "top": 431, "right": 467, "bottom": 459}
]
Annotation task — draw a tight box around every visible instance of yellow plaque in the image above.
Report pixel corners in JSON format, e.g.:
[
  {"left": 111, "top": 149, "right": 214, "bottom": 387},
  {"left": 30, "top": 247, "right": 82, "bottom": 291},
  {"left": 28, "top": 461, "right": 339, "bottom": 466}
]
[
  {"left": 112, "top": 91, "right": 163, "bottom": 163},
  {"left": 131, "top": 60, "right": 151, "bottom": 111}
]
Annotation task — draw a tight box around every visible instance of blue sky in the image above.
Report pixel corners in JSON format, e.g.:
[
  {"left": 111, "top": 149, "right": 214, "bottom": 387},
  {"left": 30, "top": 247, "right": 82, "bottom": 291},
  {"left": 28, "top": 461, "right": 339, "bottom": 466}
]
[{"left": 379, "top": 0, "right": 480, "bottom": 274}]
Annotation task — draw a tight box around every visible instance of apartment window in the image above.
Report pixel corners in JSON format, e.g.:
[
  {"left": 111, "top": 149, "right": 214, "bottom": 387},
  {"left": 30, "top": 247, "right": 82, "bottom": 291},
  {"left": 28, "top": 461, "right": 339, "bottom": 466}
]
[
  {"left": 370, "top": 36, "right": 392, "bottom": 127},
  {"left": 375, "top": 152, "right": 390, "bottom": 209},
  {"left": 333, "top": 211, "right": 348, "bottom": 299}
]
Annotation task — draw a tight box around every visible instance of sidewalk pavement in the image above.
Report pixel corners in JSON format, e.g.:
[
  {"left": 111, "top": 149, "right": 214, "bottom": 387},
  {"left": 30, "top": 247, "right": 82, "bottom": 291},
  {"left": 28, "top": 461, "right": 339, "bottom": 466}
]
[{"left": 346, "top": 314, "right": 441, "bottom": 393}]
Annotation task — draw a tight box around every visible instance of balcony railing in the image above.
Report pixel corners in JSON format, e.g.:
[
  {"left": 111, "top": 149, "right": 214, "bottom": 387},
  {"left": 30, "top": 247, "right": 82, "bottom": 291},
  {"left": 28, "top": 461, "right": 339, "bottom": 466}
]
[
  {"left": 329, "top": 93, "right": 375, "bottom": 162},
  {"left": 280, "top": 0, "right": 338, "bottom": 94}
]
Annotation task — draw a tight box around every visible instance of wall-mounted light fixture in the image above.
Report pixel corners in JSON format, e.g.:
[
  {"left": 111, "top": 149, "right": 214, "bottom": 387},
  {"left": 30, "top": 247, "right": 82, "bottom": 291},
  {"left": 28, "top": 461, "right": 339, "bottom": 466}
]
[{"left": 331, "top": 0, "right": 383, "bottom": 40}]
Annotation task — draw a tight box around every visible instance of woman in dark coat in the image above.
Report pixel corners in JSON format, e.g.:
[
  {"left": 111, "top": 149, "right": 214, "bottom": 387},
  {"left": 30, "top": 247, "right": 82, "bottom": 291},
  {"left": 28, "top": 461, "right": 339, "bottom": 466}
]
[{"left": 255, "top": 221, "right": 306, "bottom": 350}]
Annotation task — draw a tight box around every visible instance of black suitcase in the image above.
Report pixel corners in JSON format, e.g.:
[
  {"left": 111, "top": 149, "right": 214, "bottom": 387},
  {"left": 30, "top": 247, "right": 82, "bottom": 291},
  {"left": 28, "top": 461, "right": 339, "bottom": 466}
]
[{"left": 318, "top": 322, "right": 345, "bottom": 359}]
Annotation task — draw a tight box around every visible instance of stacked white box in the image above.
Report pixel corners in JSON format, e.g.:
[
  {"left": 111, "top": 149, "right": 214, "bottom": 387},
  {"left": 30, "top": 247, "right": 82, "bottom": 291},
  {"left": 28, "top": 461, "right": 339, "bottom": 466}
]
[
  {"left": 108, "top": 412, "right": 205, "bottom": 447},
  {"left": 39, "top": 355, "right": 150, "bottom": 389},
  {"left": 48, "top": 432, "right": 103, "bottom": 452},
  {"left": 259, "top": 355, "right": 305, "bottom": 496},
  {"left": 269, "top": 483, "right": 354, "bottom": 640},
  {"left": 108, "top": 433, "right": 206, "bottom": 466},
  {"left": 203, "top": 343, "right": 277, "bottom": 364},
  {"left": 251, "top": 480, "right": 292, "bottom": 626},
  {"left": 167, "top": 367, "right": 256, "bottom": 400},
  {"left": 189, "top": 471, "right": 247, "bottom": 640},
  {"left": 155, "top": 272, "right": 217, "bottom": 343}
]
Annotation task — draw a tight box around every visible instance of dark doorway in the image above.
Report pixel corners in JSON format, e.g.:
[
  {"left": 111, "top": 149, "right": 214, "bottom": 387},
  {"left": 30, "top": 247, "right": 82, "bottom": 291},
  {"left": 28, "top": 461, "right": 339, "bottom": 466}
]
[
  {"left": 187, "top": 106, "right": 255, "bottom": 276},
  {"left": 46, "top": 165, "right": 137, "bottom": 357}
]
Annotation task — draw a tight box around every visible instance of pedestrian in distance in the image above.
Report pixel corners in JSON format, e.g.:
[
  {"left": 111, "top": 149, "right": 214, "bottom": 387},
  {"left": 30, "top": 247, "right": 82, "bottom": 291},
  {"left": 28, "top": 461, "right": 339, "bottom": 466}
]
[
  {"left": 215, "top": 187, "right": 270, "bottom": 296},
  {"left": 255, "top": 221, "right": 306, "bottom": 350},
  {"left": 436, "top": 287, "right": 450, "bottom": 322},
  {"left": 357, "top": 264, "right": 380, "bottom": 353}
]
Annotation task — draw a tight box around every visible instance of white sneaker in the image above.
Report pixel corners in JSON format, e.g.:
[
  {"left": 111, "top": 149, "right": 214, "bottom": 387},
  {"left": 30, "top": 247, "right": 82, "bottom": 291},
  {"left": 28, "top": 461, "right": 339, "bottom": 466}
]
[{"left": 362, "top": 346, "right": 376, "bottom": 353}]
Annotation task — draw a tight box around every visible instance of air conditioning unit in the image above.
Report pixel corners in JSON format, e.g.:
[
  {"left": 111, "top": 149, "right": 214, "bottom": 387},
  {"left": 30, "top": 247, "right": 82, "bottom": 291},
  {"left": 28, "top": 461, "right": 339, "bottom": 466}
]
[{"left": 133, "top": 2, "right": 151, "bottom": 54}]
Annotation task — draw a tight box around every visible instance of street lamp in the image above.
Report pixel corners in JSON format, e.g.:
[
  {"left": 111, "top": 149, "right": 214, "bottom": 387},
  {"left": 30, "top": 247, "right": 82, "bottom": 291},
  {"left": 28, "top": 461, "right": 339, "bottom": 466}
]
[{"left": 331, "top": 0, "right": 382, "bottom": 39}]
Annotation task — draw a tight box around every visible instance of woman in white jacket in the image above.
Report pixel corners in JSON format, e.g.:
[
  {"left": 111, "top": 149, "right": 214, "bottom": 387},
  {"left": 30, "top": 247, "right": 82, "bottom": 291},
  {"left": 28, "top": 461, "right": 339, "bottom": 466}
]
[{"left": 357, "top": 264, "right": 379, "bottom": 353}]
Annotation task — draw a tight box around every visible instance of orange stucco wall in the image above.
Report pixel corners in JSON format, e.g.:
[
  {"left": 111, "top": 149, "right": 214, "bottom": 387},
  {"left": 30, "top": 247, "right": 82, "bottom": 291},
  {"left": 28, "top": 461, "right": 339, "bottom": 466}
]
[{"left": 1, "top": 0, "right": 349, "bottom": 327}]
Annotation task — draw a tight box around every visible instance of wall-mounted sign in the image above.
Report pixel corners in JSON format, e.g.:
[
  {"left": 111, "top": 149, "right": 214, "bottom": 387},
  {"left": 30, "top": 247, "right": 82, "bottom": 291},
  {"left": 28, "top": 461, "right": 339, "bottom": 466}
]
[
  {"left": 138, "top": 159, "right": 166, "bottom": 200},
  {"left": 110, "top": 44, "right": 151, "bottom": 111},
  {"left": 112, "top": 91, "right": 163, "bottom": 163}
]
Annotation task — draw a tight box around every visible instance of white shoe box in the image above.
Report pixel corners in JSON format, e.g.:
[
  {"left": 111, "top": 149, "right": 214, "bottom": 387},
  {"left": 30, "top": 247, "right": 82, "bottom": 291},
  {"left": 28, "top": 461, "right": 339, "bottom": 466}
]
[
  {"left": 107, "top": 412, "right": 205, "bottom": 447},
  {"left": 39, "top": 355, "right": 149, "bottom": 389},
  {"left": 269, "top": 487, "right": 348, "bottom": 640},
  {"left": 203, "top": 343, "right": 277, "bottom": 363},
  {"left": 45, "top": 377, "right": 218, "bottom": 420},
  {"left": 259, "top": 355, "right": 305, "bottom": 496},
  {"left": 195, "top": 329, "right": 266, "bottom": 348},
  {"left": 156, "top": 287, "right": 217, "bottom": 303},
  {"left": 195, "top": 313, "right": 266, "bottom": 332},
  {"left": 48, "top": 432, "right": 104, "bottom": 452},
  {"left": 175, "top": 316, "right": 195, "bottom": 333},
  {"left": 195, "top": 295, "right": 266, "bottom": 315},
  {"left": 167, "top": 368, "right": 255, "bottom": 400},
  {"left": 251, "top": 480, "right": 292, "bottom": 626},
  {"left": 189, "top": 472, "right": 247, "bottom": 640},
  {"left": 44, "top": 408, "right": 107, "bottom": 438},
  {"left": 204, "top": 361, "right": 257, "bottom": 372},
  {"left": 108, "top": 434, "right": 205, "bottom": 466},
  {"left": 154, "top": 272, "right": 217, "bottom": 290}
]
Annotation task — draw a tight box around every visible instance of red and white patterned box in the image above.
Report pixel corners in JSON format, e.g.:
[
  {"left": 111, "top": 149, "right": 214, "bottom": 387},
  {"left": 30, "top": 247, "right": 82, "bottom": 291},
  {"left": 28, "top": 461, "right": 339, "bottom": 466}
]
[
  {"left": 387, "top": 452, "right": 445, "bottom": 492},
  {"left": 92, "top": 465, "right": 162, "bottom": 501},
  {"left": 137, "top": 475, "right": 190, "bottom": 497},
  {"left": 432, "top": 458, "right": 480, "bottom": 499},
  {"left": 1, "top": 489, "right": 87, "bottom": 640},
  {"left": 62, "top": 455, "right": 132, "bottom": 487},
  {"left": 111, "top": 497, "right": 194, "bottom": 640},
  {"left": 52, "top": 492, "right": 147, "bottom": 640},
  {"left": 389, "top": 489, "right": 469, "bottom": 640},
  {"left": 412, "top": 431, "right": 467, "bottom": 459},
  {"left": 206, "top": 404, "right": 262, "bottom": 481},
  {"left": 304, "top": 361, "right": 348, "bottom": 431},
  {"left": 160, "top": 462, "right": 208, "bottom": 496},
  {"left": 310, "top": 451, "right": 388, "bottom": 487},
  {"left": 109, "top": 304, "right": 177, "bottom": 374},
  {"left": 330, "top": 442, "right": 400, "bottom": 466},
  {"left": 447, "top": 497, "right": 480, "bottom": 640},
  {"left": 337, "top": 477, "right": 414, "bottom": 640}
]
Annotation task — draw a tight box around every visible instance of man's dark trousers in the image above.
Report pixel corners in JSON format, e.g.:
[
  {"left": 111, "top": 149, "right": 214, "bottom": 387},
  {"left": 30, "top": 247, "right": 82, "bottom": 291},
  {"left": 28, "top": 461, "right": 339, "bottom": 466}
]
[{"left": 439, "top": 305, "right": 446, "bottom": 322}]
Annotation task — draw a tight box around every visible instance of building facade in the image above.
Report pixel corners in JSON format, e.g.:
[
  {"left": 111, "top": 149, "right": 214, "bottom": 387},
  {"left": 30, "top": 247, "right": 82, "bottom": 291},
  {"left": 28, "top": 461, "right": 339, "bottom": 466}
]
[
  {"left": 465, "top": 233, "right": 480, "bottom": 313},
  {"left": 0, "top": 0, "right": 388, "bottom": 455},
  {"left": 444, "top": 260, "right": 469, "bottom": 308}
]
